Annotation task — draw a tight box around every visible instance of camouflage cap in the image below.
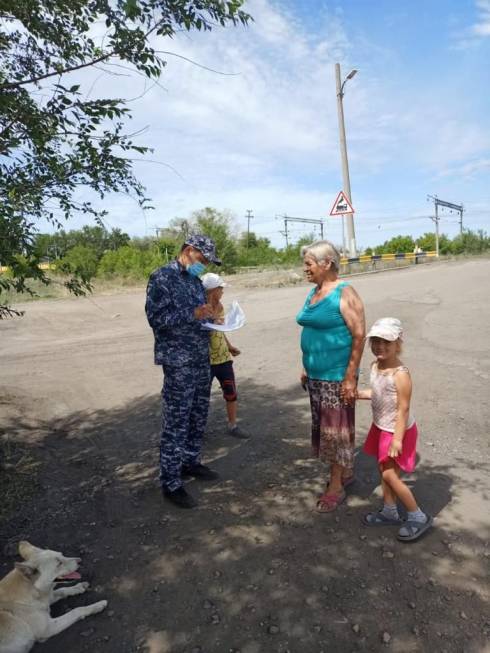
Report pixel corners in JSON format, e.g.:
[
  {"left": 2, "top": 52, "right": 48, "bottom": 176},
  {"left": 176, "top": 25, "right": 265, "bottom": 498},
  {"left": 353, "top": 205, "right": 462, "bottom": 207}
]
[{"left": 185, "top": 234, "right": 222, "bottom": 266}]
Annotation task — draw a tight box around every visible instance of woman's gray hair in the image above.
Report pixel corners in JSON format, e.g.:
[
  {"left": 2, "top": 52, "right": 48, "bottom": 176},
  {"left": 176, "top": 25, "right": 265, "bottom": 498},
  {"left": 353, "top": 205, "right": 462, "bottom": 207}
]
[{"left": 300, "top": 240, "right": 340, "bottom": 271}]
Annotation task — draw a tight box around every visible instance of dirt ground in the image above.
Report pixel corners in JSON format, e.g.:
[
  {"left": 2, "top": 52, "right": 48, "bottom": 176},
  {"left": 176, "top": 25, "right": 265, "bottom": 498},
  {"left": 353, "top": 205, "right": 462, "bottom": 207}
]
[{"left": 1, "top": 258, "right": 489, "bottom": 653}]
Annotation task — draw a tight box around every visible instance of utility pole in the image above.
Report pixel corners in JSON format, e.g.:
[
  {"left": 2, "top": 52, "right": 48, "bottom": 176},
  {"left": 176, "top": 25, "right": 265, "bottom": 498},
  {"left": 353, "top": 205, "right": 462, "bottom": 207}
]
[
  {"left": 335, "top": 63, "right": 357, "bottom": 257},
  {"left": 427, "top": 195, "right": 464, "bottom": 254},
  {"left": 245, "top": 209, "right": 254, "bottom": 249},
  {"left": 283, "top": 215, "right": 289, "bottom": 247}
]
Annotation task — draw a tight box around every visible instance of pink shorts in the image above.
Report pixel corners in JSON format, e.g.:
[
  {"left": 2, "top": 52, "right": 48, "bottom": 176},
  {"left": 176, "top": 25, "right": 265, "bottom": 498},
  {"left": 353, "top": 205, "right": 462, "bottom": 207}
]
[{"left": 363, "top": 422, "right": 418, "bottom": 473}]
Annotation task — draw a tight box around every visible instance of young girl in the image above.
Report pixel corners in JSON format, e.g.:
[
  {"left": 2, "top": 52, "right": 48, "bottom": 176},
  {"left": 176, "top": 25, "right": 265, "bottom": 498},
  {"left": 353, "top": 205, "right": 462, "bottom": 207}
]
[{"left": 357, "top": 317, "right": 432, "bottom": 542}]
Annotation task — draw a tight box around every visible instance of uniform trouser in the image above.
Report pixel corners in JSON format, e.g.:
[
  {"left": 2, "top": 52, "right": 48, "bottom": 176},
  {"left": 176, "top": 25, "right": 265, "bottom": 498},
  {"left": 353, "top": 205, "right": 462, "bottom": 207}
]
[{"left": 159, "top": 363, "right": 211, "bottom": 491}]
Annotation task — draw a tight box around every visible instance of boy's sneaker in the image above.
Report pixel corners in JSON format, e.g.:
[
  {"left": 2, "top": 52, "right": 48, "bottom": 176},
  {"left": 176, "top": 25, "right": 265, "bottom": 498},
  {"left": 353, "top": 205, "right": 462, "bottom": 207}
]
[{"left": 228, "top": 425, "right": 250, "bottom": 439}]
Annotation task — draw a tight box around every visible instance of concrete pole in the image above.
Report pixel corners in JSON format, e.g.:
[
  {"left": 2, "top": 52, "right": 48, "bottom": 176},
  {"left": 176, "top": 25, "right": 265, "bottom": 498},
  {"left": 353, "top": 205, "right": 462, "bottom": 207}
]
[
  {"left": 335, "top": 63, "right": 357, "bottom": 257},
  {"left": 435, "top": 203, "right": 440, "bottom": 257}
]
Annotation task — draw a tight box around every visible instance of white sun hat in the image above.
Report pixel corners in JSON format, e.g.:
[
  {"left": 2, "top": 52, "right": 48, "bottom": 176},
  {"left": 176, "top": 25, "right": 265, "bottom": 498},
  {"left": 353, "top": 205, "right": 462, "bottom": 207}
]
[
  {"left": 366, "top": 317, "right": 403, "bottom": 341},
  {"left": 201, "top": 272, "right": 228, "bottom": 290}
]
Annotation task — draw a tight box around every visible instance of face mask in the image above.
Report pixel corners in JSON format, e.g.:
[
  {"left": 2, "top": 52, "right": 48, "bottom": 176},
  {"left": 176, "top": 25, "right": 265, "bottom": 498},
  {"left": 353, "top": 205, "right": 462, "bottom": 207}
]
[{"left": 187, "top": 262, "right": 206, "bottom": 277}]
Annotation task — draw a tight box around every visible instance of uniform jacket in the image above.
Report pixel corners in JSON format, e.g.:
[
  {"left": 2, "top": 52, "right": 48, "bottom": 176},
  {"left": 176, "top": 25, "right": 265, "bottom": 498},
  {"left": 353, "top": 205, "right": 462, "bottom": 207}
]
[{"left": 145, "top": 259, "right": 210, "bottom": 367}]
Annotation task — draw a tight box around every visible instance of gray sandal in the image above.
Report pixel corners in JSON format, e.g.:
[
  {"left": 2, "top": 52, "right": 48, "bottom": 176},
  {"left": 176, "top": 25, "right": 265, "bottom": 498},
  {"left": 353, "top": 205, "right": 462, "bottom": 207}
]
[
  {"left": 363, "top": 511, "right": 403, "bottom": 527},
  {"left": 397, "top": 515, "right": 433, "bottom": 542}
]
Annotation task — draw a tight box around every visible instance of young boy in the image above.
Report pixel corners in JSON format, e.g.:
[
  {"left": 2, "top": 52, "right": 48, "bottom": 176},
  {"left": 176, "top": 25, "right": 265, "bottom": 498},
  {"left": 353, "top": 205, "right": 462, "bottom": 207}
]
[{"left": 201, "top": 273, "right": 249, "bottom": 439}]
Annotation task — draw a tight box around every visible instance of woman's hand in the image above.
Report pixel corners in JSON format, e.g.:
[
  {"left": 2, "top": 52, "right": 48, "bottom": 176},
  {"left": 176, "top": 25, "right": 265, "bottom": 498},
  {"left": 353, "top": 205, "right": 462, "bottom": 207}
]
[
  {"left": 300, "top": 369, "right": 307, "bottom": 386},
  {"left": 228, "top": 345, "right": 241, "bottom": 356},
  {"left": 388, "top": 438, "right": 403, "bottom": 458},
  {"left": 341, "top": 375, "right": 357, "bottom": 405}
]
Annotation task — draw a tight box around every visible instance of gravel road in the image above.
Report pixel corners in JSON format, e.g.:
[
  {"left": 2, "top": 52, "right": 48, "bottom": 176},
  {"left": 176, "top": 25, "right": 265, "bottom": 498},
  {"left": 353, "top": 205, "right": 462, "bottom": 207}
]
[{"left": 0, "top": 258, "right": 489, "bottom": 653}]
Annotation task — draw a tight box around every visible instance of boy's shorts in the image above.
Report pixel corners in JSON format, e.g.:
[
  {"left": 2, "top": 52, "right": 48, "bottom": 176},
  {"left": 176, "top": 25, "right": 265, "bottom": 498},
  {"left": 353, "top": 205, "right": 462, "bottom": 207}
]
[{"left": 211, "top": 360, "right": 237, "bottom": 402}]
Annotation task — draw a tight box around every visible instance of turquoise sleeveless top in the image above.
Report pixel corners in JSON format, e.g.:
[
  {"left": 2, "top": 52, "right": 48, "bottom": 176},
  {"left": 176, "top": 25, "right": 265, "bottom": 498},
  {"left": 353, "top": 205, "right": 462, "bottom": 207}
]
[{"left": 296, "top": 282, "right": 352, "bottom": 381}]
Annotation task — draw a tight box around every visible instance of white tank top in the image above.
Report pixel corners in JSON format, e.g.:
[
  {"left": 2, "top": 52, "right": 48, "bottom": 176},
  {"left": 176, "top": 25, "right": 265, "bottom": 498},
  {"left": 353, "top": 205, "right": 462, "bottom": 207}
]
[{"left": 370, "top": 363, "right": 415, "bottom": 433}]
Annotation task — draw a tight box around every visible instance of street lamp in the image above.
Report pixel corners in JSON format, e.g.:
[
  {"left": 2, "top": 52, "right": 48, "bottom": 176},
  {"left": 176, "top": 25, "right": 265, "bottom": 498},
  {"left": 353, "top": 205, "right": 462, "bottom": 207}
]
[{"left": 335, "top": 63, "right": 357, "bottom": 257}]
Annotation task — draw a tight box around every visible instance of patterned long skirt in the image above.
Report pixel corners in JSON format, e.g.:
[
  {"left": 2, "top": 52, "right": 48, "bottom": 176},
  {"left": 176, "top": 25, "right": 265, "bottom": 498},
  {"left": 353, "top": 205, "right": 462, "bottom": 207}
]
[{"left": 307, "top": 378, "right": 355, "bottom": 470}]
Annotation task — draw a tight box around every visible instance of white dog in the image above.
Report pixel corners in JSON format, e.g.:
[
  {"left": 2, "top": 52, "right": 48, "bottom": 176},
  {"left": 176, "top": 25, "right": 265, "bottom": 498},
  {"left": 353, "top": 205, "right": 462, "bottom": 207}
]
[{"left": 0, "top": 541, "right": 107, "bottom": 653}]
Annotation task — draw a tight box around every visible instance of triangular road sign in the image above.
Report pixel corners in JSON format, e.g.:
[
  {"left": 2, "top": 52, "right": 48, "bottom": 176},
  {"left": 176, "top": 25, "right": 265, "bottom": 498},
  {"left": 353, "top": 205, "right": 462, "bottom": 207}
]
[{"left": 329, "top": 190, "right": 355, "bottom": 216}]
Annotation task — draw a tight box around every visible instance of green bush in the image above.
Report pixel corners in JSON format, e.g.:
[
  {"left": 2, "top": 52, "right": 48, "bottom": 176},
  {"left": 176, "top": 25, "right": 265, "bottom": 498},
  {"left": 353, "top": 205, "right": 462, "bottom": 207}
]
[
  {"left": 450, "top": 229, "right": 489, "bottom": 255},
  {"left": 58, "top": 245, "right": 99, "bottom": 281},
  {"left": 97, "top": 245, "right": 164, "bottom": 280}
]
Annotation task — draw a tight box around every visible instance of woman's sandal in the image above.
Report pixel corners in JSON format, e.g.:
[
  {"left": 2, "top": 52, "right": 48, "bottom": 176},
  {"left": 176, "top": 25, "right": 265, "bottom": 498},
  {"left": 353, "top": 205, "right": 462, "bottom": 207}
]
[
  {"left": 316, "top": 490, "right": 346, "bottom": 513},
  {"left": 320, "top": 475, "right": 355, "bottom": 497},
  {"left": 397, "top": 515, "right": 433, "bottom": 542},
  {"left": 362, "top": 511, "right": 403, "bottom": 527}
]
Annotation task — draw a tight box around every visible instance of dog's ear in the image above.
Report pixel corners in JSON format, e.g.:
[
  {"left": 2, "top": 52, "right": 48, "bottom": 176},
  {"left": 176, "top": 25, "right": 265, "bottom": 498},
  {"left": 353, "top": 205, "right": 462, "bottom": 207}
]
[
  {"left": 15, "top": 561, "right": 37, "bottom": 579},
  {"left": 18, "top": 541, "right": 37, "bottom": 560}
]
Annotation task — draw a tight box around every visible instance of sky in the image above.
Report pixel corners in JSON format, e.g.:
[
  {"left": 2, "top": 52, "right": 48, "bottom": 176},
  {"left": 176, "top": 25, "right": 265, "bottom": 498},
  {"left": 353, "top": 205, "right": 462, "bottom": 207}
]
[{"left": 51, "top": 0, "right": 490, "bottom": 250}]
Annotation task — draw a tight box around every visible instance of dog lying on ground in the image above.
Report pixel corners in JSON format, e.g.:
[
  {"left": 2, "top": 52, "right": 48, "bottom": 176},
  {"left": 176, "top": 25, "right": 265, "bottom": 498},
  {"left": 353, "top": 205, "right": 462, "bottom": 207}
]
[{"left": 0, "top": 541, "right": 107, "bottom": 653}]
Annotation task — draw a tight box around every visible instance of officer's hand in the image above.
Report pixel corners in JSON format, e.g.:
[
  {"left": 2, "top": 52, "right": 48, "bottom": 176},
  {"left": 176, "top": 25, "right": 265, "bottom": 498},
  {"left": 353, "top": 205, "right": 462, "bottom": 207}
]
[{"left": 194, "top": 304, "right": 214, "bottom": 320}]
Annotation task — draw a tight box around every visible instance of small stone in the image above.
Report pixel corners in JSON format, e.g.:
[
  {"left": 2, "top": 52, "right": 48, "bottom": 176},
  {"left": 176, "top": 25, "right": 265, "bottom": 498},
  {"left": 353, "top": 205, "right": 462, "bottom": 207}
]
[
  {"left": 313, "top": 624, "right": 322, "bottom": 633},
  {"left": 412, "top": 626, "right": 420, "bottom": 636},
  {"left": 352, "top": 624, "right": 360, "bottom": 633},
  {"left": 408, "top": 602, "right": 416, "bottom": 609},
  {"left": 268, "top": 625, "right": 280, "bottom": 635},
  {"left": 382, "top": 551, "right": 395, "bottom": 559},
  {"left": 359, "top": 534, "right": 367, "bottom": 540},
  {"left": 382, "top": 632, "right": 391, "bottom": 644},
  {"left": 107, "top": 610, "right": 115, "bottom": 617},
  {"left": 321, "top": 585, "right": 329, "bottom": 593},
  {"left": 460, "top": 611, "right": 468, "bottom": 620},
  {"left": 211, "top": 613, "right": 220, "bottom": 624},
  {"left": 80, "top": 629, "right": 94, "bottom": 637},
  {"left": 203, "top": 600, "right": 213, "bottom": 609}
]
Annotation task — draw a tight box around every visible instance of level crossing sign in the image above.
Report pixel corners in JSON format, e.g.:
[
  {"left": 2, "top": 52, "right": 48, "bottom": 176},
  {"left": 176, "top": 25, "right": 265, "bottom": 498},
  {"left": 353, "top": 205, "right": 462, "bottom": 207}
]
[{"left": 329, "top": 190, "right": 355, "bottom": 216}]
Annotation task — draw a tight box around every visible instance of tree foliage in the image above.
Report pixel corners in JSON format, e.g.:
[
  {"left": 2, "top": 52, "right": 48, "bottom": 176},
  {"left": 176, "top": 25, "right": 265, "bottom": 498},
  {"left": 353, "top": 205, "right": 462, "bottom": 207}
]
[
  {"left": 34, "top": 226, "right": 130, "bottom": 260},
  {"left": 0, "top": 0, "right": 251, "bottom": 311}
]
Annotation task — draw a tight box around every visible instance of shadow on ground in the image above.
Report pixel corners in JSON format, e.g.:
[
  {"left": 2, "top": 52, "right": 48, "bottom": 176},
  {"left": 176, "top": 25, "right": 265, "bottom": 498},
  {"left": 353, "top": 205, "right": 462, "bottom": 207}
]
[{"left": 1, "top": 380, "right": 489, "bottom": 653}]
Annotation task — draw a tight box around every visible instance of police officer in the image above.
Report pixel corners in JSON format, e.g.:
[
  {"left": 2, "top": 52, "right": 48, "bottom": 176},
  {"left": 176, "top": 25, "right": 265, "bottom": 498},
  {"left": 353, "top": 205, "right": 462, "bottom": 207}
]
[{"left": 145, "top": 235, "right": 222, "bottom": 508}]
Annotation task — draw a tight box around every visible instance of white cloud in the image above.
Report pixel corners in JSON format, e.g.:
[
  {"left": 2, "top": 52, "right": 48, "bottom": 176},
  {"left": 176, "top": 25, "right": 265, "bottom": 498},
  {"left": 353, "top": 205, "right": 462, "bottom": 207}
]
[{"left": 473, "top": 0, "right": 490, "bottom": 35}]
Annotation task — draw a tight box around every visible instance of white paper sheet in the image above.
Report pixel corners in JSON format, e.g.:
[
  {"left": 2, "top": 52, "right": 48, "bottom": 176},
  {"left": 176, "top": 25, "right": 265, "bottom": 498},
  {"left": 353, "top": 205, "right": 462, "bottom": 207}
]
[{"left": 202, "top": 300, "right": 246, "bottom": 332}]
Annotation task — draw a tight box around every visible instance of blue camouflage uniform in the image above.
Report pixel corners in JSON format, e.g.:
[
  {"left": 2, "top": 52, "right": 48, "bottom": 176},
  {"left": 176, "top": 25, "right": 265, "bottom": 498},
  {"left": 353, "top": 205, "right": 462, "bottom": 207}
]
[{"left": 145, "top": 236, "right": 221, "bottom": 492}]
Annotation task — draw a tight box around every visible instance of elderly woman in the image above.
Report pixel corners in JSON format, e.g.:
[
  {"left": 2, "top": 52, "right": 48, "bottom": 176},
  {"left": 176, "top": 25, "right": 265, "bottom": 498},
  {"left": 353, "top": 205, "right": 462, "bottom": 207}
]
[{"left": 296, "top": 240, "right": 365, "bottom": 512}]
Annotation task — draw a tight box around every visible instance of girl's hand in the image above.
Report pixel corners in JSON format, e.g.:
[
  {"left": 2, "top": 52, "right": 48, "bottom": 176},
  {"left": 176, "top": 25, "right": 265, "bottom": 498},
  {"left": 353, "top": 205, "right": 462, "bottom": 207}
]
[
  {"left": 300, "top": 369, "right": 307, "bottom": 386},
  {"left": 355, "top": 387, "right": 372, "bottom": 400},
  {"left": 228, "top": 345, "right": 240, "bottom": 356},
  {"left": 388, "top": 438, "right": 403, "bottom": 458}
]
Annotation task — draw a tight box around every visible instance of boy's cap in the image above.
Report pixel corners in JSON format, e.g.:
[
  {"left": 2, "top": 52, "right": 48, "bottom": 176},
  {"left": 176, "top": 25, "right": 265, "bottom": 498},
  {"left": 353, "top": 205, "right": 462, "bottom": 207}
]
[
  {"left": 201, "top": 272, "right": 228, "bottom": 290},
  {"left": 366, "top": 317, "right": 403, "bottom": 341},
  {"left": 184, "top": 234, "right": 221, "bottom": 265}
]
